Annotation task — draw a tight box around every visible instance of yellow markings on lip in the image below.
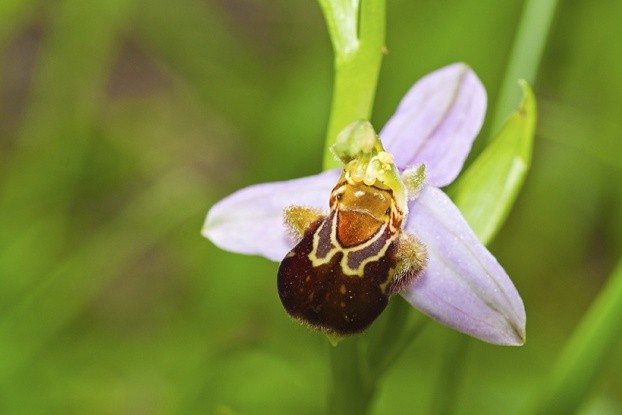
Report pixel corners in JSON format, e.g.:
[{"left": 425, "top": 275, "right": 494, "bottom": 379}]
[
  {"left": 307, "top": 211, "right": 397, "bottom": 277},
  {"left": 308, "top": 180, "right": 402, "bottom": 277}
]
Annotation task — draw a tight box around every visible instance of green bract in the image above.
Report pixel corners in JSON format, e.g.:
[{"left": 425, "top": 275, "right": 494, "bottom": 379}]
[{"left": 450, "top": 82, "right": 536, "bottom": 244}]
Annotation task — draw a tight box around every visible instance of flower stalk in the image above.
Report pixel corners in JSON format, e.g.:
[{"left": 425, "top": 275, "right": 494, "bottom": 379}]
[
  {"left": 318, "top": 0, "right": 386, "bottom": 169},
  {"left": 328, "top": 338, "right": 374, "bottom": 415}
]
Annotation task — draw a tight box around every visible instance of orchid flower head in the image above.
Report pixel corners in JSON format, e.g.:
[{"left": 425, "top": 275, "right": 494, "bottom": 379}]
[{"left": 202, "top": 63, "right": 526, "bottom": 346}]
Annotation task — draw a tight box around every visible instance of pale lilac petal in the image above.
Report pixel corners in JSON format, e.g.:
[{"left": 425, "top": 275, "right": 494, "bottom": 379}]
[
  {"left": 380, "top": 63, "right": 486, "bottom": 187},
  {"left": 401, "top": 186, "right": 526, "bottom": 345},
  {"left": 202, "top": 169, "right": 340, "bottom": 261}
]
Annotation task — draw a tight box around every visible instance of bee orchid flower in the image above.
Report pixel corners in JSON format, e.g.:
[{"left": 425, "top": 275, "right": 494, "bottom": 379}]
[{"left": 202, "top": 63, "right": 526, "bottom": 346}]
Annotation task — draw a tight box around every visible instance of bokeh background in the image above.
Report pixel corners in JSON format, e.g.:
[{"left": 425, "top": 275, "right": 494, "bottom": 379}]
[{"left": 0, "top": 0, "right": 621, "bottom": 413}]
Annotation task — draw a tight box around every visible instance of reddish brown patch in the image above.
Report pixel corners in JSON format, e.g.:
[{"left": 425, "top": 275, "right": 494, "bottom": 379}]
[
  {"left": 336, "top": 210, "right": 382, "bottom": 247},
  {"left": 278, "top": 218, "right": 398, "bottom": 336}
]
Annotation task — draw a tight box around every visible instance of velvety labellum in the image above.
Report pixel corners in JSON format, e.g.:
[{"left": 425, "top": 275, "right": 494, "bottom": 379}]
[{"left": 278, "top": 182, "right": 404, "bottom": 335}]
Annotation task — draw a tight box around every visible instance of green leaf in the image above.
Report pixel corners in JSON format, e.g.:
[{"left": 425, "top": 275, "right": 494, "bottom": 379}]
[
  {"left": 524, "top": 258, "right": 622, "bottom": 415},
  {"left": 489, "top": 0, "right": 558, "bottom": 135},
  {"left": 449, "top": 81, "right": 536, "bottom": 245}
]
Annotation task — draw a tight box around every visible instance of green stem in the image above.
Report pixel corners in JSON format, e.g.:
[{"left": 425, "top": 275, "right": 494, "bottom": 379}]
[
  {"left": 328, "top": 301, "right": 427, "bottom": 414},
  {"left": 328, "top": 338, "right": 374, "bottom": 415},
  {"left": 525, "top": 258, "right": 622, "bottom": 414},
  {"left": 489, "top": 0, "right": 558, "bottom": 136},
  {"left": 367, "top": 299, "right": 427, "bottom": 379},
  {"left": 430, "top": 333, "right": 469, "bottom": 415},
  {"left": 319, "top": 0, "right": 386, "bottom": 170}
]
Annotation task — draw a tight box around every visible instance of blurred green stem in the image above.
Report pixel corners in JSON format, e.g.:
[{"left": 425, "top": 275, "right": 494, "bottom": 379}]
[
  {"left": 525, "top": 258, "right": 622, "bottom": 414},
  {"left": 490, "top": 0, "right": 558, "bottom": 136},
  {"left": 328, "top": 338, "right": 374, "bottom": 415},
  {"left": 319, "top": 0, "right": 386, "bottom": 170},
  {"left": 366, "top": 299, "right": 427, "bottom": 379},
  {"left": 319, "top": 1, "right": 386, "bottom": 413},
  {"left": 328, "top": 302, "right": 426, "bottom": 415},
  {"left": 430, "top": 333, "right": 469, "bottom": 415}
]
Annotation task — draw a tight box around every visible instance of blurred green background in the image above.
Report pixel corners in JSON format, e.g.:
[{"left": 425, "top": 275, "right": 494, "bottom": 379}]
[{"left": 0, "top": 0, "right": 621, "bottom": 413}]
